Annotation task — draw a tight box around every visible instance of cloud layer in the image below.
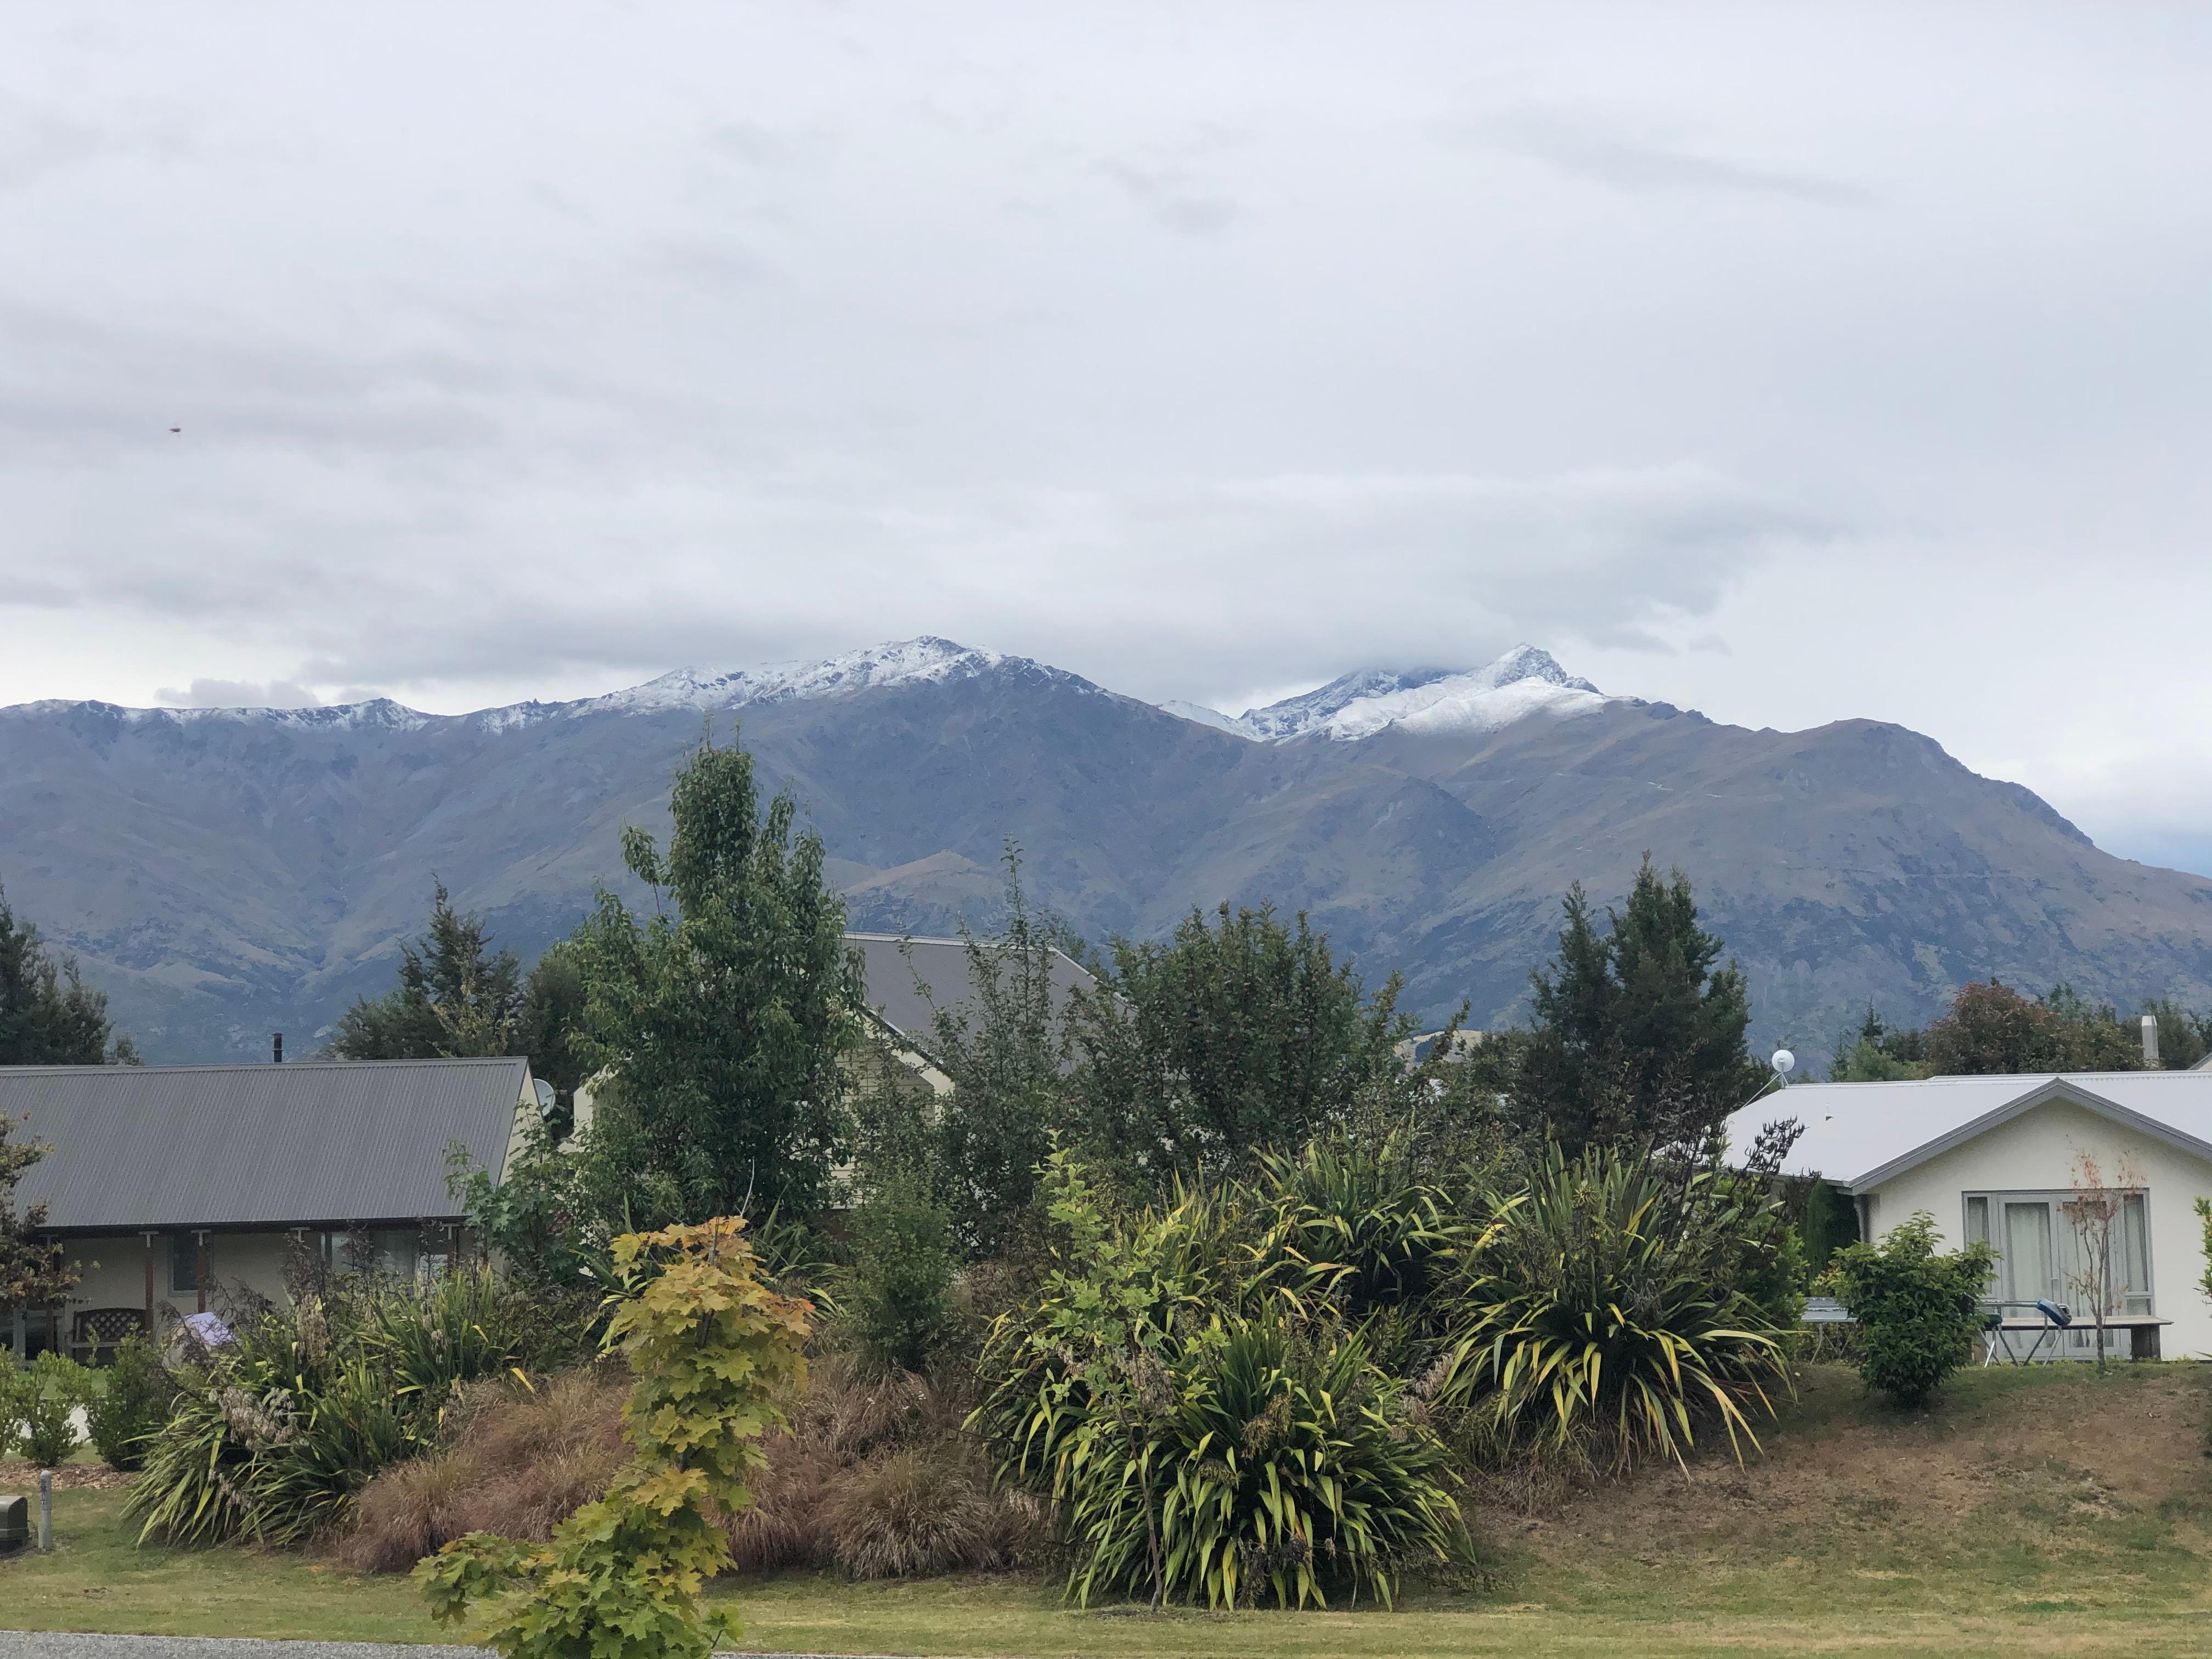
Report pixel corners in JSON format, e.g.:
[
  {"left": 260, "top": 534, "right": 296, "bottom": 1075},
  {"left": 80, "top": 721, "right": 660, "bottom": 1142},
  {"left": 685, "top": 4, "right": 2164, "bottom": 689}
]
[{"left": 2, "top": 5, "right": 2209, "bottom": 869}]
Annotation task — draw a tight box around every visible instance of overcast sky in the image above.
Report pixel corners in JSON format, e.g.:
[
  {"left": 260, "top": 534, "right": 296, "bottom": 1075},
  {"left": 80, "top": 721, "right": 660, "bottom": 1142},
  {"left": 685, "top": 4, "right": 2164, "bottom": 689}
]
[{"left": 4, "top": 5, "right": 2210, "bottom": 870}]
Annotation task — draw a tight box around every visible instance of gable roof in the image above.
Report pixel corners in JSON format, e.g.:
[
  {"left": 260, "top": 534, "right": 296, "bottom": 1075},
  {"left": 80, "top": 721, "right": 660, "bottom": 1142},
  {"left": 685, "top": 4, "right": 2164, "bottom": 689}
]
[
  {"left": 847, "top": 933, "right": 1096, "bottom": 1044},
  {"left": 1725, "top": 1070, "right": 2212, "bottom": 1192},
  {"left": 1, "top": 1058, "right": 529, "bottom": 1233}
]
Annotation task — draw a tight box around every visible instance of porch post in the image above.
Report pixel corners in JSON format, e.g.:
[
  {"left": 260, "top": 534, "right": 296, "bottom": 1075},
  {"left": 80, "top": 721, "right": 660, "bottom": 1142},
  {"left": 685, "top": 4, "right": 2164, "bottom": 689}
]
[
  {"left": 195, "top": 1231, "right": 208, "bottom": 1315},
  {"left": 143, "top": 1232, "right": 157, "bottom": 1330}
]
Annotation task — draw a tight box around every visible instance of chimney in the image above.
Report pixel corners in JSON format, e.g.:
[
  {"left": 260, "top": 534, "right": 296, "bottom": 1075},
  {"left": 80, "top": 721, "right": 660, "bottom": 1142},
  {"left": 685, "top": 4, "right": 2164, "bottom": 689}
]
[
  {"left": 2142, "top": 1014, "right": 2159, "bottom": 1068},
  {"left": 272, "top": 1032, "right": 284, "bottom": 1064}
]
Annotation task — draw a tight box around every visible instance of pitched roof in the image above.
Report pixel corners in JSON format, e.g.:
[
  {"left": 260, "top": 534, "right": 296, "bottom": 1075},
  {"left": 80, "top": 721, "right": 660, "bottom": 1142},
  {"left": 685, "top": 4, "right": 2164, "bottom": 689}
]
[
  {"left": 1, "top": 1058, "right": 529, "bottom": 1233},
  {"left": 1725, "top": 1070, "right": 2212, "bottom": 1192},
  {"left": 847, "top": 933, "right": 1096, "bottom": 1044}
]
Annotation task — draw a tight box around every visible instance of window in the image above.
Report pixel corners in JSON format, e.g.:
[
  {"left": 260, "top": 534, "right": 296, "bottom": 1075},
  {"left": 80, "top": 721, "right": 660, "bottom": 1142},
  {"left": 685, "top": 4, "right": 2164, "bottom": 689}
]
[
  {"left": 169, "top": 1234, "right": 199, "bottom": 1295},
  {"left": 320, "top": 1229, "right": 430, "bottom": 1280},
  {"left": 1965, "top": 1188, "right": 2153, "bottom": 1356}
]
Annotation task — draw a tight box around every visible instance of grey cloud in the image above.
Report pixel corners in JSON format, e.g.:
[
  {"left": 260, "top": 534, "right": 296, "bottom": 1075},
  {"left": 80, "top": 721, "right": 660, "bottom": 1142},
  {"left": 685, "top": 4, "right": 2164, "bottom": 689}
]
[
  {"left": 0, "top": 93, "right": 194, "bottom": 191},
  {"left": 1, "top": 3, "right": 2207, "bottom": 871},
  {"left": 156, "top": 678, "right": 324, "bottom": 709},
  {"left": 1458, "top": 107, "right": 1875, "bottom": 206},
  {"left": 704, "top": 120, "right": 836, "bottom": 171},
  {"left": 1099, "top": 161, "right": 1242, "bottom": 236}
]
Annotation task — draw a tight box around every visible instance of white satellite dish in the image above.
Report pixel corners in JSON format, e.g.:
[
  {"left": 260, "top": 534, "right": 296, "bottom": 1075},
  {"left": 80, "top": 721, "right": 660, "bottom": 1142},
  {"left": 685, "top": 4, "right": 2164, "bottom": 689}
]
[{"left": 1770, "top": 1048, "right": 1796, "bottom": 1079}]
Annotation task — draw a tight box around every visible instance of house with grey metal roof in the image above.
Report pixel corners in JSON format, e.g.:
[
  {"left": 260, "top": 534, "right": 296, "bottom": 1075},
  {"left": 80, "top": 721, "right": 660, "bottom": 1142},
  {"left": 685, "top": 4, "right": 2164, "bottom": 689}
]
[
  {"left": 1726, "top": 1070, "right": 2212, "bottom": 1361},
  {"left": 847, "top": 933, "right": 1094, "bottom": 1045},
  {"left": 2, "top": 1057, "right": 539, "bottom": 1360}
]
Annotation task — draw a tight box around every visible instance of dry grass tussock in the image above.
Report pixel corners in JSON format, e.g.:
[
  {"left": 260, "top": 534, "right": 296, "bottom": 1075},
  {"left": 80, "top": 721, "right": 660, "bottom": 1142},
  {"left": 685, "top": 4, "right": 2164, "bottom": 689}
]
[
  {"left": 724, "top": 1350, "right": 1046, "bottom": 1579},
  {"left": 337, "top": 1351, "right": 1047, "bottom": 1580},
  {"left": 337, "top": 1366, "right": 630, "bottom": 1572}
]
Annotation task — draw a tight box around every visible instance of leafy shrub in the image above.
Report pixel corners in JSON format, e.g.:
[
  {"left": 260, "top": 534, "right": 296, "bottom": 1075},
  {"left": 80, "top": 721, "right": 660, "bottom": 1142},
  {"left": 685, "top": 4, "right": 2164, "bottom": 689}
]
[
  {"left": 1824, "top": 1211, "right": 1996, "bottom": 1407},
  {"left": 2, "top": 1350, "right": 89, "bottom": 1466},
  {"left": 840, "top": 1167, "right": 958, "bottom": 1374},
  {"left": 84, "top": 1334, "right": 177, "bottom": 1471},
  {"left": 416, "top": 1216, "right": 813, "bottom": 1659},
  {"left": 1448, "top": 1145, "right": 1793, "bottom": 1472}
]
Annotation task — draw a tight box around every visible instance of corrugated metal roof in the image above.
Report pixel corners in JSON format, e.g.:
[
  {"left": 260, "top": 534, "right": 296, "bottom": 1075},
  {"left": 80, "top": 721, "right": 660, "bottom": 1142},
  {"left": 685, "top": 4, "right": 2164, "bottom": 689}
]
[
  {"left": 1725, "top": 1070, "right": 2212, "bottom": 1190},
  {"left": 848, "top": 933, "right": 1095, "bottom": 1043},
  {"left": 2, "top": 1058, "right": 528, "bottom": 1232}
]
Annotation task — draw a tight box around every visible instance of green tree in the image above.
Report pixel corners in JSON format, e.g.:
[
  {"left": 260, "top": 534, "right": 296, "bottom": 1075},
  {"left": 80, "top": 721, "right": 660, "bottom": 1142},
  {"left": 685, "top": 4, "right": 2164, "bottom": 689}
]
[
  {"left": 332, "top": 880, "right": 524, "bottom": 1060},
  {"left": 0, "top": 885, "right": 135, "bottom": 1065},
  {"left": 1922, "top": 980, "right": 2141, "bottom": 1075},
  {"left": 514, "top": 941, "right": 591, "bottom": 1121},
  {"left": 1498, "top": 858, "right": 1762, "bottom": 1152},
  {"left": 1069, "top": 902, "right": 1413, "bottom": 1189},
  {"left": 569, "top": 733, "right": 862, "bottom": 1227},
  {"left": 1, "top": 1111, "right": 76, "bottom": 1311},
  {"left": 895, "top": 847, "right": 1078, "bottom": 1255},
  {"left": 840, "top": 1165, "right": 958, "bottom": 1374},
  {"left": 1828, "top": 1006, "right": 1933, "bottom": 1082}
]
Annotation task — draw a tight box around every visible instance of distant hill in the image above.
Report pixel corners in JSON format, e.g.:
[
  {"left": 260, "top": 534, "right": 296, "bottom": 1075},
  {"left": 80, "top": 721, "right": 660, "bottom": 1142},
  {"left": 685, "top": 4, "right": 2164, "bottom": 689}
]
[{"left": 2, "top": 637, "right": 2207, "bottom": 1062}]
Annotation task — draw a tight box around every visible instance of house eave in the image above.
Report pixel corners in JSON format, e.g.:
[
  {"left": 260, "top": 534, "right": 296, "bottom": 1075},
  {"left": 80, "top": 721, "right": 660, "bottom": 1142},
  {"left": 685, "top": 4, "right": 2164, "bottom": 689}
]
[{"left": 1840, "top": 1076, "right": 2212, "bottom": 1193}]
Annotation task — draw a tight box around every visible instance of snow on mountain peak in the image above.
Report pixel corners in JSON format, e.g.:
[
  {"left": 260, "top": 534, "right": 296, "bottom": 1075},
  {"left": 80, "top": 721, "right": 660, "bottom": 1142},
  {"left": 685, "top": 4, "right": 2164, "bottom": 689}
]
[
  {"left": 575, "top": 637, "right": 1007, "bottom": 718},
  {"left": 1162, "top": 646, "right": 1609, "bottom": 743}
]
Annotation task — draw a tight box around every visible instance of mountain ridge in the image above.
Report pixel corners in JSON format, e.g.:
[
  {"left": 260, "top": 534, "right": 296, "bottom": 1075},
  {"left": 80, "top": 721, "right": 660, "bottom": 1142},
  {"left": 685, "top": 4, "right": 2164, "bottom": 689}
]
[{"left": 1, "top": 637, "right": 2205, "bottom": 1065}]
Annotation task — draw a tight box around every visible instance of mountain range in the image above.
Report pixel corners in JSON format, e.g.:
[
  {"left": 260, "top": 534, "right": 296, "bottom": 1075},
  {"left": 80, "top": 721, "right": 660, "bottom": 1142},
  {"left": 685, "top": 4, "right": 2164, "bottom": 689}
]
[{"left": 3, "top": 637, "right": 2208, "bottom": 1064}]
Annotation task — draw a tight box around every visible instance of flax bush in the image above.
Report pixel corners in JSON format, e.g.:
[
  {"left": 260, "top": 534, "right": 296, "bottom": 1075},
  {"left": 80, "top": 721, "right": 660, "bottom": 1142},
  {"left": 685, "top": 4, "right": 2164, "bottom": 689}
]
[
  {"left": 975, "top": 1148, "right": 1468, "bottom": 1610},
  {"left": 130, "top": 1262, "right": 573, "bottom": 1547},
  {"left": 1446, "top": 1144, "right": 1795, "bottom": 1473}
]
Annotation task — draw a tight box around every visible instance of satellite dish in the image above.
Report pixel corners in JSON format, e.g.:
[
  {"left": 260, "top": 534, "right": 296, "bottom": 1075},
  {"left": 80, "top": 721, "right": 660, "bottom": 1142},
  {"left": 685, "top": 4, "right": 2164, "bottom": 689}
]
[
  {"left": 1770, "top": 1048, "right": 1796, "bottom": 1078},
  {"left": 533, "top": 1078, "right": 557, "bottom": 1119}
]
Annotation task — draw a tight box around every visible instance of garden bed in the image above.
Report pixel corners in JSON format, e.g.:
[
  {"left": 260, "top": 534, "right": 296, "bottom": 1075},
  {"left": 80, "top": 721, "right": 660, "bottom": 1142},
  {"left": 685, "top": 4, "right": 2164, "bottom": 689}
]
[{"left": 8, "top": 1364, "right": 2211, "bottom": 1656}]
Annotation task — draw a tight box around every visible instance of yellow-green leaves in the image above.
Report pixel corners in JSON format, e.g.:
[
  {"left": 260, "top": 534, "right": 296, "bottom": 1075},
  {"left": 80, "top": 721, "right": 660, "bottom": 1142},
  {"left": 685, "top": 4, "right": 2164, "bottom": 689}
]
[{"left": 415, "top": 1216, "right": 811, "bottom": 1659}]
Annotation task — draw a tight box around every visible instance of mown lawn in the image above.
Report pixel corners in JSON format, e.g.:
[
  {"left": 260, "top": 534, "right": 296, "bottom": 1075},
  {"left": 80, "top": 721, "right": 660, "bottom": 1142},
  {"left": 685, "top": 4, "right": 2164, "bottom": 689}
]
[{"left": 7, "top": 1364, "right": 2212, "bottom": 1656}]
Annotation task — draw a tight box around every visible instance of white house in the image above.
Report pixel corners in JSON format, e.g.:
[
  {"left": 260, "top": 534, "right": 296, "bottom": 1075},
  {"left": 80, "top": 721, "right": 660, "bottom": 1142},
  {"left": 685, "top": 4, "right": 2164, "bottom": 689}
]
[{"left": 1728, "top": 1071, "right": 2212, "bottom": 1359}]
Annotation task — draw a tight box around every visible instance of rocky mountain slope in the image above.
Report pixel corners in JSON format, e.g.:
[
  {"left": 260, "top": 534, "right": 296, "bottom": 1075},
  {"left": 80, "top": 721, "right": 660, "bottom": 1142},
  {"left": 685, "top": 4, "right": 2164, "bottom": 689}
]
[{"left": 2, "top": 638, "right": 2207, "bottom": 1062}]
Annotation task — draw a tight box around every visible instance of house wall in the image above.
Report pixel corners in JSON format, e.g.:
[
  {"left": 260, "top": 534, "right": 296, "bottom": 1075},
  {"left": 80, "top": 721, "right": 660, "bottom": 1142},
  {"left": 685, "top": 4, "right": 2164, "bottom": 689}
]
[
  {"left": 1865, "top": 1097, "right": 2212, "bottom": 1358},
  {"left": 5, "top": 1232, "right": 296, "bottom": 1355}
]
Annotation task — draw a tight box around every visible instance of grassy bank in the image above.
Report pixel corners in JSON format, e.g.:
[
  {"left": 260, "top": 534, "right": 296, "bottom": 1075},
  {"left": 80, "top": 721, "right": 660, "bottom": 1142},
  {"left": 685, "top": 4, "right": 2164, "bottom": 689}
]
[{"left": 6, "top": 1364, "right": 2212, "bottom": 1656}]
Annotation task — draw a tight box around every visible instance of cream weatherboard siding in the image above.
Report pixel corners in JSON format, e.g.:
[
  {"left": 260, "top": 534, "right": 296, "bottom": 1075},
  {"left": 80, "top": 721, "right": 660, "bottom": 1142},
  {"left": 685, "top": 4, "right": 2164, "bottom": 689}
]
[{"left": 1863, "top": 1097, "right": 2212, "bottom": 1357}]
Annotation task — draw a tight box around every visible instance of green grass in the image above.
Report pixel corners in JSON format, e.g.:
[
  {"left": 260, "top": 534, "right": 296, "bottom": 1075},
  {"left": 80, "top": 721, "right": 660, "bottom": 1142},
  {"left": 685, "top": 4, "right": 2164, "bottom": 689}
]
[
  {"left": 0, "top": 1489, "right": 444, "bottom": 1643},
  {"left": 7, "top": 1363, "right": 2212, "bottom": 1655}
]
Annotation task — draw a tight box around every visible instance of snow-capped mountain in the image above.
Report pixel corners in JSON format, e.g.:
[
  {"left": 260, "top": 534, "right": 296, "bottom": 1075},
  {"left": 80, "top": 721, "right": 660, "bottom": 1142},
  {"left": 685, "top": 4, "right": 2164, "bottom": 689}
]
[
  {"left": 565, "top": 636, "right": 1031, "bottom": 719},
  {"left": 4, "top": 633, "right": 2208, "bottom": 1075},
  {"left": 1167, "top": 646, "right": 1609, "bottom": 743}
]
